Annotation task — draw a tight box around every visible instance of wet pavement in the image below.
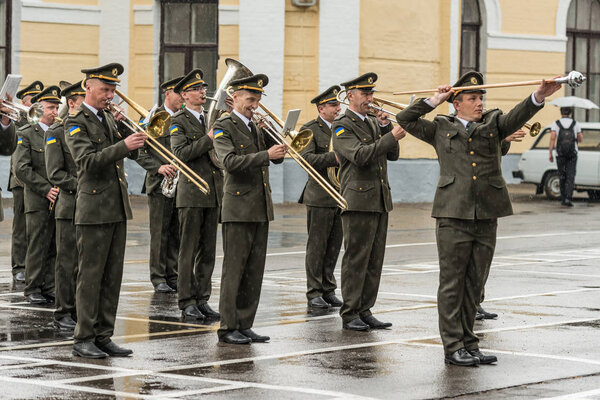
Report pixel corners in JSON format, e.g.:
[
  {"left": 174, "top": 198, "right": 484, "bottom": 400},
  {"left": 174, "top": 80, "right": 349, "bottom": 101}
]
[{"left": 0, "top": 184, "right": 599, "bottom": 399}]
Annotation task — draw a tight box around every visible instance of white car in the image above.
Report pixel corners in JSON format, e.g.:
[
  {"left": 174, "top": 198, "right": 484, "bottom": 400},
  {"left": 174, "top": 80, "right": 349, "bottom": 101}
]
[{"left": 513, "top": 122, "right": 600, "bottom": 200}]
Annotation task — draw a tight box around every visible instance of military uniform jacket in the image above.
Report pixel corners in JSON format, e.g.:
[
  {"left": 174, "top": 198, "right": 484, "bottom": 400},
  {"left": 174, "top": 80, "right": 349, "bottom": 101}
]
[
  {"left": 45, "top": 121, "right": 77, "bottom": 220},
  {"left": 0, "top": 122, "right": 17, "bottom": 221},
  {"left": 213, "top": 112, "right": 282, "bottom": 222},
  {"left": 331, "top": 109, "right": 398, "bottom": 213},
  {"left": 136, "top": 105, "right": 173, "bottom": 195},
  {"left": 14, "top": 123, "right": 53, "bottom": 213},
  {"left": 170, "top": 108, "right": 223, "bottom": 208},
  {"left": 8, "top": 119, "right": 27, "bottom": 190},
  {"left": 64, "top": 104, "right": 138, "bottom": 225},
  {"left": 396, "top": 96, "right": 543, "bottom": 220},
  {"left": 298, "top": 116, "right": 339, "bottom": 207}
]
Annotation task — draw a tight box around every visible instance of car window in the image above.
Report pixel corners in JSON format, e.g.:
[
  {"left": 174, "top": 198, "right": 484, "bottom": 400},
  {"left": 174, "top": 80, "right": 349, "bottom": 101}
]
[
  {"left": 532, "top": 128, "right": 551, "bottom": 149},
  {"left": 579, "top": 129, "right": 600, "bottom": 151}
]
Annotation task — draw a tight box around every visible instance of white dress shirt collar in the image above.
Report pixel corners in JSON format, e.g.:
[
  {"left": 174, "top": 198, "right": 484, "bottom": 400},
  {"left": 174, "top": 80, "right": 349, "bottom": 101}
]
[
  {"left": 38, "top": 121, "right": 49, "bottom": 132},
  {"left": 233, "top": 109, "right": 252, "bottom": 129},
  {"left": 187, "top": 106, "right": 205, "bottom": 122},
  {"left": 319, "top": 116, "right": 332, "bottom": 129},
  {"left": 349, "top": 108, "right": 367, "bottom": 121},
  {"left": 83, "top": 101, "right": 102, "bottom": 121}
]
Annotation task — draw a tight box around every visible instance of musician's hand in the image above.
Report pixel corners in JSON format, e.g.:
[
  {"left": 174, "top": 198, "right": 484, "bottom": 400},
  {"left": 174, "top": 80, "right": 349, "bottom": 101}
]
[
  {"left": 534, "top": 77, "right": 562, "bottom": 103},
  {"left": 0, "top": 93, "right": 13, "bottom": 126},
  {"left": 225, "top": 97, "right": 234, "bottom": 112},
  {"left": 375, "top": 109, "right": 389, "bottom": 126},
  {"left": 207, "top": 128, "right": 214, "bottom": 140},
  {"left": 124, "top": 132, "right": 146, "bottom": 151},
  {"left": 46, "top": 187, "right": 59, "bottom": 203},
  {"left": 335, "top": 152, "right": 340, "bottom": 164},
  {"left": 268, "top": 144, "right": 287, "bottom": 160},
  {"left": 256, "top": 119, "right": 268, "bottom": 130},
  {"left": 428, "top": 85, "right": 454, "bottom": 107},
  {"left": 392, "top": 125, "right": 407, "bottom": 140},
  {"left": 158, "top": 164, "right": 177, "bottom": 178},
  {"left": 505, "top": 129, "right": 526, "bottom": 143},
  {"left": 549, "top": 153, "right": 554, "bottom": 163}
]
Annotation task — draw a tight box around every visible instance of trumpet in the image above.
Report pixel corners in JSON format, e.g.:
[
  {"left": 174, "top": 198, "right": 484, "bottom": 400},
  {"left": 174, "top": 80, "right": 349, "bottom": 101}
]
[
  {"left": 0, "top": 100, "right": 44, "bottom": 125},
  {"left": 523, "top": 121, "right": 541, "bottom": 137},
  {"left": 109, "top": 89, "right": 210, "bottom": 195},
  {"left": 335, "top": 89, "right": 407, "bottom": 124}
]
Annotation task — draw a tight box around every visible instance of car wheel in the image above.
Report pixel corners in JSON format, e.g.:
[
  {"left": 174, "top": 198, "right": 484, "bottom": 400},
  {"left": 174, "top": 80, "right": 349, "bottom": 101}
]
[
  {"left": 588, "top": 190, "right": 600, "bottom": 200},
  {"left": 544, "top": 172, "right": 561, "bottom": 200}
]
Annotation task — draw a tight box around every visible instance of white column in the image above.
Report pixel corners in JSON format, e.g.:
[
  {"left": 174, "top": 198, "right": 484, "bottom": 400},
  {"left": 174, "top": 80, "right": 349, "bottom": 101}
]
[
  {"left": 318, "top": 0, "right": 360, "bottom": 91},
  {"left": 98, "top": 0, "right": 130, "bottom": 92},
  {"left": 238, "top": 0, "right": 285, "bottom": 117},
  {"left": 449, "top": 0, "right": 460, "bottom": 113}
]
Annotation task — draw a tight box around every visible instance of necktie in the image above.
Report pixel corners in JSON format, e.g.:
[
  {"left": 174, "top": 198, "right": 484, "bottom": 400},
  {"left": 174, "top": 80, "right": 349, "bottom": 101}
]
[
  {"left": 466, "top": 121, "right": 474, "bottom": 132},
  {"left": 248, "top": 121, "right": 259, "bottom": 147},
  {"left": 97, "top": 109, "right": 111, "bottom": 134}
]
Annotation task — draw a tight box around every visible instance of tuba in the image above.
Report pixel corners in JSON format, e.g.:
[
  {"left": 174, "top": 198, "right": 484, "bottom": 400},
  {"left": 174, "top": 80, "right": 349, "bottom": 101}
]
[{"left": 206, "top": 58, "right": 254, "bottom": 169}]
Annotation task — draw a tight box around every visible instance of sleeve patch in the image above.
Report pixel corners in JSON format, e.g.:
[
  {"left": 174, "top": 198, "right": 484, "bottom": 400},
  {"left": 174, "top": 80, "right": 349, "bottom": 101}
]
[
  {"left": 46, "top": 136, "right": 57, "bottom": 144},
  {"left": 170, "top": 125, "right": 179, "bottom": 134},
  {"left": 214, "top": 129, "right": 223, "bottom": 139},
  {"left": 69, "top": 126, "right": 81, "bottom": 136},
  {"left": 335, "top": 127, "right": 345, "bottom": 136},
  {"left": 17, "top": 138, "right": 22, "bottom": 144}
]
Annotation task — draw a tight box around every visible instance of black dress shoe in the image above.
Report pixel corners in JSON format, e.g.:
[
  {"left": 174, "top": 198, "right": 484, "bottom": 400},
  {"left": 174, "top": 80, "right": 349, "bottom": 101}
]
[
  {"left": 240, "top": 328, "right": 270, "bottom": 342},
  {"left": 154, "top": 282, "right": 175, "bottom": 293},
  {"left": 322, "top": 294, "right": 343, "bottom": 307},
  {"left": 13, "top": 271, "right": 25, "bottom": 283},
  {"left": 444, "top": 348, "right": 480, "bottom": 366},
  {"left": 361, "top": 315, "right": 392, "bottom": 329},
  {"left": 26, "top": 293, "right": 47, "bottom": 304},
  {"left": 181, "top": 305, "right": 204, "bottom": 320},
  {"left": 54, "top": 316, "right": 77, "bottom": 330},
  {"left": 97, "top": 341, "right": 133, "bottom": 357},
  {"left": 477, "top": 306, "right": 498, "bottom": 319},
  {"left": 468, "top": 349, "right": 497, "bottom": 364},
  {"left": 198, "top": 303, "right": 220, "bottom": 319},
  {"left": 342, "top": 318, "right": 370, "bottom": 331},
  {"left": 43, "top": 292, "right": 56, "bottom": 303},
  {"left": 72, "top": 341, "right": 108, "bottom": 359},
  {"left": 219, "top": 330, "right": 251, "bottom": 345},
  {"left": 308, "top": 296, "right": 330, "bottom": 309},
  {"left": 168, "top": 282, "right": 178, "bottom": 292}
]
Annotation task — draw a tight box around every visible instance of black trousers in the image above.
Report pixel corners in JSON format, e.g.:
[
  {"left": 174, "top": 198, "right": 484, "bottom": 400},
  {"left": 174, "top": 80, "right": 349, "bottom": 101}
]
[
  {"left": 218, "top": 221, "right": 268, "bottom": 338},
  {"left": 177, "top": 207, "right": 219, "bottom": 309},
  {"left": 74, "top": 222, "right": 126, "bottom": 345},
  {"left": 556, "top": 155, "right": 577, "bottom": 202},
  {"left": 148, "top": 193, "right": 179, "bottom": 287},
  {"left": 11, "top": 187, "right": 26, "bottom": 275},
  {"left": 54, "top": 219, "right": 78, "bottom": 320},
  {"left": 305, "top": 206, "right": 343, "bottom": 300},
  {"left": 24, "top": 210, "right": 56, "bottom": 296},
  {"left": 436, "top": 217, "right": 497, "bottom": 355},
  {"left": 339, "top": 211, "right": 388, "bottom": 323}
]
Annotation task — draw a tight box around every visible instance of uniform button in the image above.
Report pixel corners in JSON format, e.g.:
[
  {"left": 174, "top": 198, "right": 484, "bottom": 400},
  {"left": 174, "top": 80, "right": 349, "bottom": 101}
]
[
  {"left": 470, "top": 151, "right": 474, "bottom": 155},
  {"left": 193, "top": 136, "right": 196, "bottom": 139},
  {"left": 92, "top": 189, "right": 97, "bottom": 193},
  {"left": 240, "top": 144, "right": 244, "bottom": 148},
  {"left": 116, "top": 165, "right": 120, "bottom": 169},
  {"left": 119, "top": 178, "right": 122, "bottom": 182},
  {"left": 212, "top": 170, "right": 215, "bottom": 174},
  {"left": 472, "top": 176, "right": 477, "bottom": 180},
  {"left": 359, "top": 187, "right": 363, "bottom": 190},
  {"left": 489, "top": 133, "right": 493, "bottom": 137},
  {"left": 472, "top": 162, "right": 476, "bottom": 167},
  {"left": 446, "top": 133, "right": 450, "bottom": 137},
  {"left": 264, "top": 183, "right": 267, "bottom": 187},
  {"left": 363, "top": 138, "right": 367, "bottom": 142},
  {"left": 98, "top": 139, "right": 101, "bottom": 143},
  {"left": 468, "top": 138, "right": 472, "bottom": 142},
  {"left": 236, "top": 191, "right": 240, "bottom": 195},
  {"left": 380, "top": 179, "right": 384, "bottom": 183}
]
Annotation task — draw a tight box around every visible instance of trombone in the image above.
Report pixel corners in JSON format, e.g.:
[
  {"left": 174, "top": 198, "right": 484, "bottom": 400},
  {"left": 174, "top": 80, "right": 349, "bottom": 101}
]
[
  {"left": 523, "top": 121, "right": 541, "bottom": 137},
  {"left": 335, "top": 89, "right": 407, "bottom": 124},
  {"left": 109, "top": 89, "right": 210, "bottom": 195},
  {"left": 0, "top": 99, "right": 44, "bottom": 125}
]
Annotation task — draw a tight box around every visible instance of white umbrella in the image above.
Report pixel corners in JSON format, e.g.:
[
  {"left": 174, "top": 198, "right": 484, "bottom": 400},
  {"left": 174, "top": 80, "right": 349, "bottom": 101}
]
[{"left": 549, "top": 96, "right": 599, "bottom": 109}]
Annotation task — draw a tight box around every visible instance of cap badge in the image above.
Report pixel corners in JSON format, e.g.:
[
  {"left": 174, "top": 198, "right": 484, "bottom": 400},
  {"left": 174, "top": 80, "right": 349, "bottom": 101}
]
[
  {"left": 367, "top": 77, "right": 373, "bottom": 84},
  {"left": 195, "top": 73, "right": 201, "bottom": 79},
  {"left": 257, "top": 79, "right": 263, "bottom": 87},
  {"left": 470, "top": 77, "right": 478, "bottom": 85},
  {"left": 36, "top": 84, "right": 41, "bottom": 90},
  {"left": 52, "top": 90, "right": 57, "bottom": 96},
  {"left": 112, "top": 68, "right": 118, "bottom": 76},
  {"left": 333, "top": 88, "right": 338, "bottom": 95}
]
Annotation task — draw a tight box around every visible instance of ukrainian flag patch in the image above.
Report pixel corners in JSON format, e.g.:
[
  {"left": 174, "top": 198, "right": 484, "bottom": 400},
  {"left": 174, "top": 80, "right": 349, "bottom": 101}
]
[
  {"left": 335, "top": 127, "right": 345, "bottom": 136},
  {"left": 170, "top": 125, "right": 179, "bottom": 134},
  {"left": 214, "top": 129, "right": 223, "bottom": 139},
  {"left": 17, "top": 138, "right": 22, "bottom": 144},
  {"left": 46, "top": 136, "right": 57, "bottom": 145},
  {"left": 69, "top": 126, "right": 81, "bottom": 136}
]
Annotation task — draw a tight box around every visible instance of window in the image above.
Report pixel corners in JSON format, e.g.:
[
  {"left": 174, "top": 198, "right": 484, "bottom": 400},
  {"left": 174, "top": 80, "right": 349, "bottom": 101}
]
[
  {"left": 566, "top": 0, "right": 600, "bottom": 122},
  {"left": 0, "top": 0, "right": 11, "bottom": 79},
  {"left": 159, "top": 0, "right": 218, "bottom": 101},
  {"left": 459, "top": 0, "right": 481, "bottom": 77}
]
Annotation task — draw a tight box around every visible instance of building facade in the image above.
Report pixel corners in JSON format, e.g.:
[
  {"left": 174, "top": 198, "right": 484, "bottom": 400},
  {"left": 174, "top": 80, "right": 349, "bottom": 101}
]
[{"left": 1, "top": 0, "right": 598, "bottom": 201}]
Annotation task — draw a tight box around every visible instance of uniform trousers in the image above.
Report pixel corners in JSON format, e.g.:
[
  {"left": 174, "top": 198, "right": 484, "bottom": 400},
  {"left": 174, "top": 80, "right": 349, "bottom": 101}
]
[
  {"left": 74, "top": 222, "right": 126, "bottom": 345},
  {"left": 305, "top": 206, "right": 343, "bottom": 300},
  {"left": 218, "top": 221, "right": 268, "bottom": 338},
  {"left": 339, "top": 211, "right": 388, "bottom": 323},
  {"left": 24, "top": 210, "right": 56, "bottom": 296},
  {"left": 11, "top": 187, "right": 27, "bottom": 276},
  {"left": 177, "top": 207, "right": 218, "bottom": 309},
  {"left": 148, "top": 193, "right": 179, "bottom": 287},
  {"left": 54, "top": 219, "right": 78, "bottom": 320},
  {"left": 556, "top": 155, "right": 577, "bottom": 202},
  {"left": 436, "top": 217, "right": 497, "bottom": 355}
]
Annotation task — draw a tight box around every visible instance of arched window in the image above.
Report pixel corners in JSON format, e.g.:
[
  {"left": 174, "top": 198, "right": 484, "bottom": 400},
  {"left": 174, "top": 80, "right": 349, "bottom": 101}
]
[
  {"left": 566, "top": 0, "right": 600, "bottom": 122},
  {"left": 460, "top": 0, "right": 481, "bottom": 77}
]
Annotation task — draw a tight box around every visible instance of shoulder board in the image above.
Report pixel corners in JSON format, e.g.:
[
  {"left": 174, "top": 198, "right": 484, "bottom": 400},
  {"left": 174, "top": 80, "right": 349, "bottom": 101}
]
[
  {"left": 435, "top": 114, "right": 455, "bottom": 121},
  {"left": 49, "top": 121, "right": 64, "bottom": 130},
  {"left": 172, "top": 109, "right": 185, "bottom": 118},
  {"left": 482, "top": 108, "right": 499, "bottom": 117},
  {"left": 17, "top": 123, "right": 31, "bottom": 132},
  {"left": 70, "top": 108, "right": 84, "bottom": 118},
  {"left": 217, "top": 113, "right": 233, "bottom": 122},
  {"left": 334, "top": 114, "right": 347, "bottom": 122},
  {"left": 300, "top": 118, "right": 318, "bottom": 130}
]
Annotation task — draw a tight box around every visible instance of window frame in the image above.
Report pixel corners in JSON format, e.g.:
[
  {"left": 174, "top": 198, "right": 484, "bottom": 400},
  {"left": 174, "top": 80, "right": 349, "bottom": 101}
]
[
  {"left": 0, "top": 0, "right": 12, "bottom": 77},
  {"left": 459, "top": 0, "right": 481, "bottom": 77}
]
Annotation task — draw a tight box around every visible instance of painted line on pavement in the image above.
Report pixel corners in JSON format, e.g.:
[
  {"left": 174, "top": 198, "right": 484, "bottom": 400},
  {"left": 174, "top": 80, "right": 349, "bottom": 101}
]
[{"left": 543, "top": 388, "right": 600, "bottom": 399}]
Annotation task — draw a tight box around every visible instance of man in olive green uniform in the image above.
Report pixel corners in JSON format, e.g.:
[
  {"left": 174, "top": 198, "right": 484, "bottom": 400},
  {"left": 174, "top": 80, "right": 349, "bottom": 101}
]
[
  {"left": 10, "top": 81, "right": 43, "bottom": 283},
  {"left": 0, "top": 100, "right": 18, "bottom": 222},
  {"left": 170, "top": 69, "right": 223, "bottom": 320},
  {"left": 65, "top": 63, "right": 146, "bottom": 359},
  {"left": 213, "top": 74, "right": 286, "bottom": 344},
  {"left": 14, "top": 86, "right": 61, "bottom": 304},
  {"left": 299, "top": 85, "right": 344, "bottom": 309},
  {"left": 396, "top": 71, "right": 561, "bottom": 366},
  {"left": 136, "top": 76, "right": 183, "bottom": 293},
  {"left": 332, "top": 73, "right": 405, "bottom": 332},
  {"left": 45, "top": 81, "right": 86, "bottom": 330}
]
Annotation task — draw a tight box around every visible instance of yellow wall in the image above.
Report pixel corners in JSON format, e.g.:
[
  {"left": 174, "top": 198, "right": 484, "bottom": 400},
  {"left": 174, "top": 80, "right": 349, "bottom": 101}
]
[
  {"left": 42, "top": 0, "right": 98, "bottom": 5},
  {"left": 283, "top": 0, "right": 319, "bottom": 125},
  {"left": 217, "top": 25, "right": 240, "bottom": 83},
  {"left": 128, "top": 9, "right": 154, "bottom": 110},
  {"left": 500, "top": 0, "right": 560, "bottom": 35}
]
